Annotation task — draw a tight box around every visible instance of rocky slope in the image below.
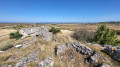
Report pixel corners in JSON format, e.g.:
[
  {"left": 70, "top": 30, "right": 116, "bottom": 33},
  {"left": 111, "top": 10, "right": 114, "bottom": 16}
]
[{"left": 0, "top": 27, "right": 120, "bottom": 67}]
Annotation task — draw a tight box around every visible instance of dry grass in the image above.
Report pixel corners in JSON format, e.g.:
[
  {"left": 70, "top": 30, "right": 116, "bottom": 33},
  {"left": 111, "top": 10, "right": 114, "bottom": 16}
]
[
  {"left": 0, "top": 26, "right": 120, "bottom": 67},
  {"left": 117, "top": 35, "right": 120, "bottom": 40},
  {"left": 0, "top": 29, "right": 16, "bottom": 36}
]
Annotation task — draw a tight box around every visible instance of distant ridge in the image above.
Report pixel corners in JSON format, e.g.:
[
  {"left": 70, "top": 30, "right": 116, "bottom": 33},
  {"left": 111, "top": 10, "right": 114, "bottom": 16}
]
[{"left": 1, "top": 21, "right": 120, "bottom": 24}]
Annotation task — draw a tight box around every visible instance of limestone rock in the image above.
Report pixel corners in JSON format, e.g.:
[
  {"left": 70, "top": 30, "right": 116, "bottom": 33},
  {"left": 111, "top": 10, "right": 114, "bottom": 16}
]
[
  {"left": 36, "top": 57, "right": 54, "bottom": 67},
  {"left": 72, "top": 42, "right": 94, "bottom": 56},
  {"left": 66, "top": 42, "right": 73, "bottom": 49},
  {"left": 22, "top": 36, "right": 37, "bottom": 48},
  {"left": 54, "top": 44, "right": 66, "bottom": 56},
  {"left": 19, "top": 27, "right": 52, "bottom": 41},
  {"left": 15, "top": 49, "right": 40, "bottom": 67},
  {"left": 103, "top": 45, "right": 120, "bottom": 62}
]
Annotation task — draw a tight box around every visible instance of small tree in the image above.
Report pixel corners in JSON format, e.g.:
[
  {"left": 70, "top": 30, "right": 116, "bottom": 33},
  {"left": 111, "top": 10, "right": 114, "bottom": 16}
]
[
  {"left": 49, "top": 27, "right": 61, "bottom": 34},
  {"left": 95, "top": 24, "right": 119, "bottom": 45}
]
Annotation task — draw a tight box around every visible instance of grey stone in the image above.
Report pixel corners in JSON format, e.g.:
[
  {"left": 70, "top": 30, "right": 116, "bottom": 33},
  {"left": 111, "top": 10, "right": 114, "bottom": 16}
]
[
  {"left": 15, "top": 49, "right": 40, "bottom": 67},
  {"left": 54, "top": 44, "right": 66, "bottom": 56},
  {"left": 22, "top": 36, "right": 37, "bottom": 48},
  {"left": 66, "top": 42, "right": 73, "bottom": 49},
  {"left": 36, "top": 57, "right": 54, "bottom": 67},
  {"left": 103, "top": 45, "right": 120, "bottom": 62},
  {"left": 19, "top": 27, "right": 52, "bottom": 41},
  {"left": 72, "top": 42, "right": 94, "bottom": 56}
]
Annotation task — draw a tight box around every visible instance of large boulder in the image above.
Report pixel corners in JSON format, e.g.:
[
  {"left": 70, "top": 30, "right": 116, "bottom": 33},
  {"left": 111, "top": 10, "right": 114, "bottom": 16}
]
[
  {"left": 19, "top": 27, "right": 52, "bottom": 41},
  {"left": 36, "top": 57, "right": 54, "bottom": 67}
]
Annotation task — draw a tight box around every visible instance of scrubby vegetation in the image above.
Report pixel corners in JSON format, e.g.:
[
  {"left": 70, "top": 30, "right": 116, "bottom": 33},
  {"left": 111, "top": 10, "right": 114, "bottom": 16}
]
[
  {"left": 95, "top": 24, "right": 120, "bottom": 46},
  {"left": 73, "top": 29, "right": 96, "bottom": 42},
  {"left": 73, "top": 23, "right": 120, "bottom": 46},
  {"left": 0, "top": 44, "right": 13, "bottom": 51},
  {"left": 9, "top": 31, "right": 23, "bottom": 40},
  {"left": 49, "top": 27, "right": 61, "bottom": 34}
]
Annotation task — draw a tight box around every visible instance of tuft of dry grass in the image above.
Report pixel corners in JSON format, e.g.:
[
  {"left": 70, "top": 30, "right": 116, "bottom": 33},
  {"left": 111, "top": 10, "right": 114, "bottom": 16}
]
[{"left": 27, "top": 62, "right": 37, "bottom": 67}]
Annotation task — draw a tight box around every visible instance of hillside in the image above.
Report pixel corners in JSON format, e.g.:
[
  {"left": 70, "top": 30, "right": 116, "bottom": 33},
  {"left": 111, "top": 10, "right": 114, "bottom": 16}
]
[{"left": 0, "top": 24, "right": 120, "bottom": 67}]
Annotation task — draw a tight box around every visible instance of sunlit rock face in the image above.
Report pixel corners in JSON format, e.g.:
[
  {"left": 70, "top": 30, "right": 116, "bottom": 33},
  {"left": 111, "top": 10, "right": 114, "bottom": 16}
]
[{"left": 19, "top": 27, "right": 52, "bottom": 41}]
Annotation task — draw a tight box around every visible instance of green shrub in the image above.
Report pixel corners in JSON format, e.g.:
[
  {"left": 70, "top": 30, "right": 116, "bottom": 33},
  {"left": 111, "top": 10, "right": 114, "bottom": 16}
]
[
  {"left": 49, "top": 27, "right": 61, "bottom": 34},
  {"left": 95, "top": 24, "right": 120, "bottom": 46},
  {"left": 0, "top": 44, "right": 13, "bottom": 51},
  {"left": 9, "top": 31, "right": 23, "bottom": 40},
  {"left": 73, "top": 29, "right": 96, "bottom": 42}
]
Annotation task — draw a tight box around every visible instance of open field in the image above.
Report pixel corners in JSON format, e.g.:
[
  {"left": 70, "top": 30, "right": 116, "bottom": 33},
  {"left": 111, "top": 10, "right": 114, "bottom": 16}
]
[{"left": 55, "top": 23, "right": 120, "bottom": 31}]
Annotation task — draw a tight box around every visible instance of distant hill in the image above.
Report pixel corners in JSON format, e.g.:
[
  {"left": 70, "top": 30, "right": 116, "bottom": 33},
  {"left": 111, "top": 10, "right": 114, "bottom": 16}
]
[{"left": 100, "top": 21, "right": 120, "bottom": 24}]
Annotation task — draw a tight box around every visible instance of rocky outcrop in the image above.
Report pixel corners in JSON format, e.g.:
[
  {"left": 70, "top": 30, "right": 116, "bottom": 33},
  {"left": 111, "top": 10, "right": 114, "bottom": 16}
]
[
  {"left": 19, "top": 27, "right": 52, "bottom": 41},
  {"left": 72, "top": 42, "right": 94, "bottom": 56},
  {"left": 102, "top": 45, "right": 120, "bottom": 62},
  {"left": 36, "top": 57, "right": 54, "bottom": 67},
  {"left": 66, "top": 42, "right": 94, "bottom": 56},
  {"left": 15, "top": 49, "right": 40, "bottom": 67},
  {"left": 65, "top": 42, "right": 109, "bottom": 66}
]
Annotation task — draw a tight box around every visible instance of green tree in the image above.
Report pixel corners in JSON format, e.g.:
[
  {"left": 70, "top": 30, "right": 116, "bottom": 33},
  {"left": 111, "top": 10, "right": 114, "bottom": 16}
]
[{"left": 95, "top": 24, "right": 119, "bottom": 45}]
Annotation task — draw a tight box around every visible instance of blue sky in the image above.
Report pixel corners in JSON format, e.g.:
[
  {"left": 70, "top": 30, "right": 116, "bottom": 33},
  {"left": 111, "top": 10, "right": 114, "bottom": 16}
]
[{"left": 0, "top": 0, "right": 120, "bottom": 22}]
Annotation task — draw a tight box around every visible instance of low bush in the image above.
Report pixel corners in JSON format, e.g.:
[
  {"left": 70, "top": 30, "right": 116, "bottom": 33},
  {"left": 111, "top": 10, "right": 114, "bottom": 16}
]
[
  {"left": 73, "top": 29, "right": 96, "bottom": 42},
  {"left": 0, "top": 44, "right": 13, "bottom": 51},
  {"left": 49, "top": 27, "right": 61, "bottom": 34},
  {"left": 9, "top": 31, "right": 23, "bottom": 40}
]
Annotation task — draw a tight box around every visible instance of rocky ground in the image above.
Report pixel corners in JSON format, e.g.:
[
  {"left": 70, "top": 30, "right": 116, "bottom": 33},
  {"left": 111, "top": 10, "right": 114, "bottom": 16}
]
[{"left": 0, "top": 26, "right": 120, "bottom": 67}]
